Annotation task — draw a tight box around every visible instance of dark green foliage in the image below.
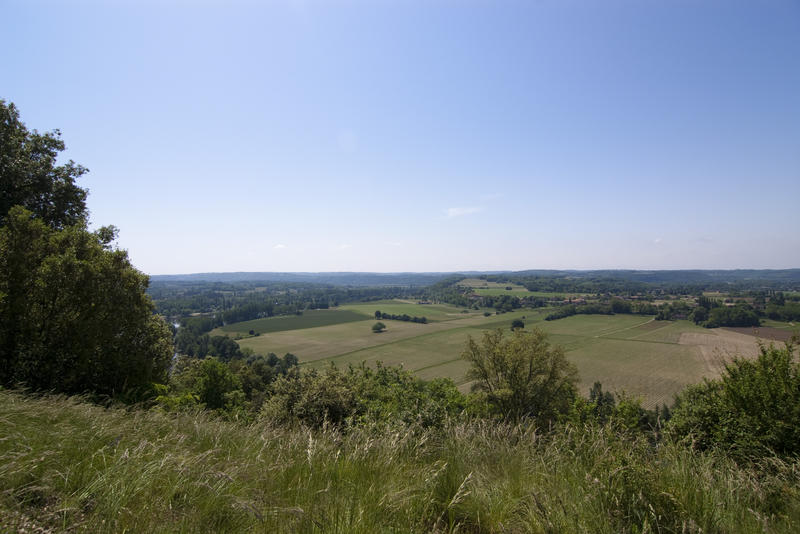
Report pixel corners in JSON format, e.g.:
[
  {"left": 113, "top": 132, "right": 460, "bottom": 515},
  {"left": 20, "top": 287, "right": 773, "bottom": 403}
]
[
  {"left": 375, "top": 311, "right": 427, "bottom": 323},
  {"left": 0, "top": 207, "right": 172, "bottom": 398},
  {"left": 260, "top": 363, "right": 466, "bottom": 428},
  {"left": 546, "top": 304, "right": 578, "bottom": 320},
  {"left": 372, "top": 321, "right": 386, "bottom": 333},
  {"left": 194, "top": 358, "right": 243, "bottom": 411},
  {"left": 0, "top": 100, "right": 88, "bottom": 229},
  {"left": 462, "top": 328, "right": 578, "bottom": 424},
  {"left": 510, "top": 318, "right": 524, "bottom": 330},
  {"left": 766, "top": 301, "right": 800, "bottom": 322},
  {"left": 588, "top": 381, "right": 616, "bottom": 423},
  {"left": 655, "top": 300, "right": 693, "bottom": 320},
  {"left": 669, "top": 341, "right": 800, "bottom": 459},
  {"left": 703, "top": 304, "right": 760, "bottom": 328},
  {"left": 690, "top": 305, "right": 709, "bottom": 324},
  {"left": 152, "top": 281, "right": 418, "bottom": 322},
  {"left": 609, "top": 297, "right": 632, "bottom": 313},
  {"left": 160, "top": 352, "right": 298, "bottom": 415}
]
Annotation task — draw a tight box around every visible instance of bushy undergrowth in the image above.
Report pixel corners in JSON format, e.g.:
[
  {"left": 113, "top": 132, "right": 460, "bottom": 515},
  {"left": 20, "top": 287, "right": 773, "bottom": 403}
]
[
  {"left": 2, "top": 390, "right": 800, "bottom": 533},
  {"left": 670, "top": 341, "right": 800, "bottom": 459}
]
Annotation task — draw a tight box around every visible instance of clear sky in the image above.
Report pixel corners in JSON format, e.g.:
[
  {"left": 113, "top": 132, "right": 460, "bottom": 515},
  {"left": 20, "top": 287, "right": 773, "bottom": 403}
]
[{"left": 3, "top": 0, "right": 799, "bottom": 274}]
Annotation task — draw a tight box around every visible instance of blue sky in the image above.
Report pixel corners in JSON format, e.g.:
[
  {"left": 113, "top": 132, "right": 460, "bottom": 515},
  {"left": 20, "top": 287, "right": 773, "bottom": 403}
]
[{"left": 4, "top": 0, "right": 799, "bottom": 274}]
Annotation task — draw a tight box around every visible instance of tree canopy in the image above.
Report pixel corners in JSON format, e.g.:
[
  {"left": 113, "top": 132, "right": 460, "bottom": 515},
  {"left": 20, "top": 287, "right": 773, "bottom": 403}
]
[
  {"left": 0, "top": 207, "right": 173, "bottom": 397},
  {"left": 462, "top": 328, "right": 578, "bottom": 424},
  {"left": 0, "top": 100, "right": 88, "bottom": 229},
  {"left": 0, "top": 101, "right": 172, "bottom": 400},
  {"left": 372, "top": 321, "right": 387, "bottom": 333}
]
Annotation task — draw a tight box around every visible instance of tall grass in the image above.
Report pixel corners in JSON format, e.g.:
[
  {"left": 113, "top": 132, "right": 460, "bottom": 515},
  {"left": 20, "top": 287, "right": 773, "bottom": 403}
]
[{"left": 1, "top": 390, "right": 798, "bottom": 533}]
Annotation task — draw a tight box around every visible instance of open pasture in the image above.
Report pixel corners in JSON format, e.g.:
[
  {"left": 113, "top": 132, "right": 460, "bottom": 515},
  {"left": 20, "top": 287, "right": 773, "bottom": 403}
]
[
  {"left": 231, "top": 303, "right": 773, "bottom": 407},
  {"left": 457, "top": 278, "right": 590, "bottom": 298},
  {"left": 237, "top": 308, "right": 536, "bottom": 364},
  {"left": 214, "top": 309, "right": 367, "bottom": 335},
  {"left": 473, "top": 287, "right": 530, "bottom": 296},
  {"left": 338, "top": 300, "right": 480, "bottom": 322}
]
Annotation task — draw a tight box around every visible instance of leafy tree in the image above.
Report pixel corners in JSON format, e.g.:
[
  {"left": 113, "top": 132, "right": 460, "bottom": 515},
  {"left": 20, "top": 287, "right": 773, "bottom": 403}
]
[
  {"left": 704, "top": 305, "right": 760, "bottom": 328},
  {"left": 372, "top": 321, "right": 386, "bottom": 333},
  {"left": 588, "top": 381, "right": 616, "bottom": 423},
  {"left": 669, "top": 340, "right": 800, "bottom": 459},
  {"left": 511, "top": 319, "right": 525, "bottom": 330},
  {"left": 462, "top": 328, "right": 578, "bottom": 424},
  {"left": 195, "top": 358, "right": 243, "bottom": 411},
  {"left": 690, "top": 306, "right": 709, "bottom": 325},
  {"left": 0, "top": 207, "right": 172, "bottom": 398},
  {"left": 1, "top": 100, "right": 88, "bottom": 229}
]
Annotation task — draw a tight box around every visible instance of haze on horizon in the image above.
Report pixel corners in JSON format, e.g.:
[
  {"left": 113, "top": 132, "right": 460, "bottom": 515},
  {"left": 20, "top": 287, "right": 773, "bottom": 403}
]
[{"left": 4, "top": 0, "right": 799, "bottom": 275}]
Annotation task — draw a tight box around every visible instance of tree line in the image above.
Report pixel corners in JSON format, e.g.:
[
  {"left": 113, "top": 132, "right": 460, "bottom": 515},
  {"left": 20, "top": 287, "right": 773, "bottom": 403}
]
[{"left": 374, "top": 310, "right": 428, "bottom": 323}]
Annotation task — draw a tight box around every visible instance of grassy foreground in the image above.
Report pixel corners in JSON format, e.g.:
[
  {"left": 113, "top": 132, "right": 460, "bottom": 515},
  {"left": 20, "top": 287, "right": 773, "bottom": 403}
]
[{"left": 2, "top": 390, "right": 799, "bottom": 533}]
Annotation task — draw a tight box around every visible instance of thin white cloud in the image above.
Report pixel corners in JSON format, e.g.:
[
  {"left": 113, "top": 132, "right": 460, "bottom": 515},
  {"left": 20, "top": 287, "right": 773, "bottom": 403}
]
[
  {"left": 338, "top": 243, "right": 352, "bottom": 250},
  {"left": 445, "top": 206, "right": 484, "bottom": 218},
  {"left": 653, "top": 237, "right": 663, "bottom": 245},
  {"left": 273, "top": 244, "right": 287, "bottom": 249}
]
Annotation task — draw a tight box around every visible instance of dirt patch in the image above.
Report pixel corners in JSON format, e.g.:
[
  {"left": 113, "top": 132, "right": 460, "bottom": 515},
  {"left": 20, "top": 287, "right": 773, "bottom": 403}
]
[
  {"left": 678, "top": 329, "right": 760, "bottom": 376},
  {"left": 722, "top": 326, "right": 797, "bottom": 343}
]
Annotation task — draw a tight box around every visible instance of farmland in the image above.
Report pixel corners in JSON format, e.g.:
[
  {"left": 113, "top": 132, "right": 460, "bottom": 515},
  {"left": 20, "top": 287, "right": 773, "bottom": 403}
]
[
  {"left": 215, "top": 309, "right": 367, "bottom": 335},
  {"left": 226, "top": 299, "right": 789, "bottom": 407},
  {"left": 457, "top": 278, "right": 590, "bottom": 298}
]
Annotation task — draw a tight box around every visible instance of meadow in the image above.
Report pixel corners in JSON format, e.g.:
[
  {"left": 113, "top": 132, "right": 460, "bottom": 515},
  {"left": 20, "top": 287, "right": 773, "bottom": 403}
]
[
  {"left": 457, "top": 278, "right": 589, "bottom": 298},
  {"left": 216, "top": 309, "right": 367, "bottom": 335},
  {"left": 228, "top": 300, "right": 779, "bottom": 407},
  {"left": 213, "top": 300, "right": 483, "bottom": 339},
  {"left": 3, "top": 390, "right": 799, "bottom": 533}
]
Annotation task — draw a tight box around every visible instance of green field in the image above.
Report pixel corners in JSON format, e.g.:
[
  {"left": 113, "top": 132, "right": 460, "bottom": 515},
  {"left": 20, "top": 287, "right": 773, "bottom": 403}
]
[
  {"left": 473, "top": 287, "right": 531, "bottom": 296},
  {"left": 229, "top": 300, "right": 779, "bottom": 407},
  {"left": 458, "top": 278, "right": 588, "bottom": 298},
  {"left": 215, "top": 309, "right": 368, "bottom": 335},
  {"left": 762, "top": 318, "right": 798, "bottom": 330},
  {"left": 339, "top": 299, "right": 481, "bottom": 322}
]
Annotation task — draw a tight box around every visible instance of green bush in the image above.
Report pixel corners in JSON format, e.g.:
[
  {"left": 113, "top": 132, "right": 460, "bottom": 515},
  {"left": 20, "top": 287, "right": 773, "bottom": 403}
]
[
  {"left": 669, "top": 340, "right": 800, "bottom": 459},
  {"left": 462, "top": 328, "right": 578, "bottom": 424},
  {"left": 260, "top": 363, "right": 466, "bottom": 428}
]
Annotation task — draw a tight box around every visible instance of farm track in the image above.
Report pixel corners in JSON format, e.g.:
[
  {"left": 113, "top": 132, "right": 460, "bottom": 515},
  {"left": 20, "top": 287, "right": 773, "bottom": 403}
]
[{"left": 594, "top": 317, "right": 655, "bottom": 338}]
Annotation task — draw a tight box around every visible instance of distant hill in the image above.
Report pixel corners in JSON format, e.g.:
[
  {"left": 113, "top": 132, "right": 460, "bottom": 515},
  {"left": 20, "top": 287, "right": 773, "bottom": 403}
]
[
  {"left": 149, "top": 271, "right": 480, "bottom": 287},
  {"left": 509, "top": 269, "right": 800, "bottom": 285},
  {"left": 149, "top": 269, "right": 800, "bottom": 288}
]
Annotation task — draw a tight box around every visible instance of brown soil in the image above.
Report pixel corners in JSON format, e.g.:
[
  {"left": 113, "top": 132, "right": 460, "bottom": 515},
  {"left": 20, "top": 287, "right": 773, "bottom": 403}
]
[
  {"left": 678, "top": 329, "right": 761, "bottom": 376},
  {"left": 722, "top": 326, "right": 797, "bottom": 343}
]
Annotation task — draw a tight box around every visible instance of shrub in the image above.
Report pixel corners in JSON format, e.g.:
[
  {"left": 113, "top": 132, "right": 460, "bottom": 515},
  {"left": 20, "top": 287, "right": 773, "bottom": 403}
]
[
  {"left": 669, "top": 340, "right": 800, "bottom": 458},
  {"left": 462, "top": 328, "right": 578, "bottom": 424}
]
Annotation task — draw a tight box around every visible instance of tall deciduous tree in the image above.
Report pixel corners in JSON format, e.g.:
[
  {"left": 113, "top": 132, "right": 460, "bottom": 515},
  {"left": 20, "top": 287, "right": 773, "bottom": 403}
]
[
  {"left": 0, "top": 207, "right": 173, "bottom": 398},
  {"left": 462, "top": 328, "right": 578, "bottom": 424},
  {"left": 0, "top": 101, "right": 172, "bottom": 399},
  {"left": 0, "top": 207, "right": 173, "bottom": 397},
  {"left": 1, "top": 100, "right": 88, "bottom": 229}
]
